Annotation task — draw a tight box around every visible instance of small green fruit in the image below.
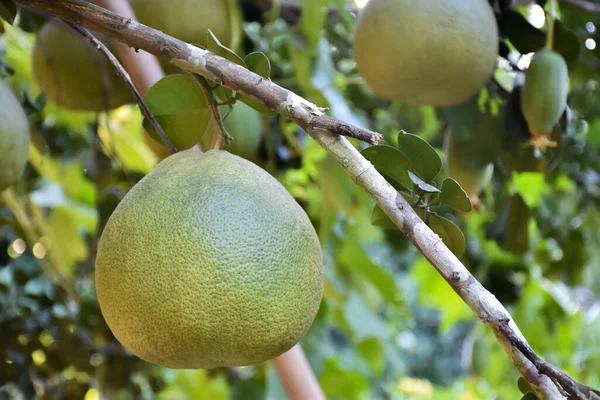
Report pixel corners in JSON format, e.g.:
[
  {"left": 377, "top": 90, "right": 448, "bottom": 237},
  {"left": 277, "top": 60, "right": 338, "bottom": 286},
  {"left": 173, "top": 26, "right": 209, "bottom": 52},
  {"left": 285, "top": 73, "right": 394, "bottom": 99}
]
[
  {"left": 32, "top": 21, "right": 132, "bottom": 112},
  {"left": 353, "top": 0, "right": 499, "bottom": 106},
  {"left": 521, "top": 49, "right": 568, "bottom": 138},
  {"left": 0, "top": 80, "right": 30, "bottom": 192}
]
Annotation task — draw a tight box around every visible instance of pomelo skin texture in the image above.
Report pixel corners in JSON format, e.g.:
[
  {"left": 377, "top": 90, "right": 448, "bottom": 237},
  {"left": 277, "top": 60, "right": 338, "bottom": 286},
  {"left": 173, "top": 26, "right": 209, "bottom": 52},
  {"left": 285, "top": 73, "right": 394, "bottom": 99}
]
[
  {"left": 32, "top": 21, "right": 131, "bottom": 112},
  {"left": 95, "top": 150, "right": 324, "bottom": 369},
  {"left": 0, "top": 80, "right": 30, "bottom": 192},
  {"left": 521, "top": 49, "right": 569, "bottom": 137},
  {"left": 353, "top": 0, "right": 499, "bottom": 106}
]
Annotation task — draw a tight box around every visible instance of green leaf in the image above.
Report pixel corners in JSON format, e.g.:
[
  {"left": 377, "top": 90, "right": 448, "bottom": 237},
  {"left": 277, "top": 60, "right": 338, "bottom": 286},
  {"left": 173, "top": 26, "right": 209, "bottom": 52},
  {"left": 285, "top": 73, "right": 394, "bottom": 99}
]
[
  {"left": 300, "top": 0, "right": 329, "bottom": 50},
  {"left": 428, "top": 214, "right": 466, "bottom": 256},
  {"left": 361, "top": 145, "right": 413, "bottom": 190},
  {"left": 0, "top": 0, "right": 17, "bottom": 24},
  {"left": 439, "top": 178, "right": 472, "bottom": 212},
  {"left": 371, "top": 205, "right": 396, "bottom": 230},
  {"left": 207, "top": 29, "right": 244, "bottom": 102},
  {"left": 143, "top": 74, "right": 210, "bottom": 150},
  {"left": 517, "top": 377, "right": 533, "bottom": 395},
  {"left": 409, "top": 171, "right": 441, "bottom": 194},
  {"left": 512, "top": 172, "right": 551, "bottom": 208},
  {"left": 244, "top": 52, "right": 270, "bottom": 79},
  {"left": 357, "top": 338, "right": 385, "bottom": 376},
  {"left": 397, "top": 131, "right": 442, "bottom": 182},
  {"left": 236, "top": 52, "right": 276, "bottom": 116}
]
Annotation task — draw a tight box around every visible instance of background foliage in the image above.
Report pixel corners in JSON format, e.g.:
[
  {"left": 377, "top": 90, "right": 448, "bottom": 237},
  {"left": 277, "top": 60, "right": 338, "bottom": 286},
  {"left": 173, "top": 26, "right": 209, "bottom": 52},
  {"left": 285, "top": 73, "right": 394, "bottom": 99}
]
[{"left": 0, "top": 0, "right": 599, "bottom": 399}]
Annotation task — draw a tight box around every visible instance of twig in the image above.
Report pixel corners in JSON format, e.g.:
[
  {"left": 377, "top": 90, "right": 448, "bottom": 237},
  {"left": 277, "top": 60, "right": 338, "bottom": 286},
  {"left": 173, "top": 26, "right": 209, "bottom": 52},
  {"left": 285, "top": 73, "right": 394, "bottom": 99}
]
[
  {"left": 311, "top": 115, "right": 383, "bottom": 145},
  {"left": 189, "top": 72, "right": 233, "bottom": 150},
  {"left": 17, "top": 1, "right": 598, "bottom": 398},
  {"left": 66, "top": 23, "right": 178, "bottom": 154}
]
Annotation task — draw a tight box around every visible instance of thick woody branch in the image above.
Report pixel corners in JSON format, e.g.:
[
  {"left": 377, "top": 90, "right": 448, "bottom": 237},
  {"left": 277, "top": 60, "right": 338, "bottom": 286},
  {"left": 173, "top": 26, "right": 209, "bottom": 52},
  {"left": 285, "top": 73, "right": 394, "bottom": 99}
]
[{"left": 17, "top": 0, "right": 596, "bottom": 398}]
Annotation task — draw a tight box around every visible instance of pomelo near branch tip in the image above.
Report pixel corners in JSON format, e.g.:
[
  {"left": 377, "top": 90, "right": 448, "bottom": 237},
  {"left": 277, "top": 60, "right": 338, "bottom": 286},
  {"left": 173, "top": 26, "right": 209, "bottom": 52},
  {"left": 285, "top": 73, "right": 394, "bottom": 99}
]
[
  {"left": 353, "top": 0, "right": 499, "bottom": 106},
  {"left": 95, "top": 150, "right": 324, "bottom": 369},
  {"left": 0, "top": 79, "right": 30, "bottom": 192},
  {"left": 32, "top": 21, "right": 132, "bottom": 112}
]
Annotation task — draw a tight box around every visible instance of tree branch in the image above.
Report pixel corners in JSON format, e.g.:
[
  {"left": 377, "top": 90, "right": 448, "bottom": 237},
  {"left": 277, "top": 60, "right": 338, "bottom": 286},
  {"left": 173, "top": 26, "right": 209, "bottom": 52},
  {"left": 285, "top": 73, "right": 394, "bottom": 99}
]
[
  {"left": 18, "top": 0, "right": 596, "bottom": 398},
  {"left": 66, "top": 23, "right": 178, "bottom": 154}
]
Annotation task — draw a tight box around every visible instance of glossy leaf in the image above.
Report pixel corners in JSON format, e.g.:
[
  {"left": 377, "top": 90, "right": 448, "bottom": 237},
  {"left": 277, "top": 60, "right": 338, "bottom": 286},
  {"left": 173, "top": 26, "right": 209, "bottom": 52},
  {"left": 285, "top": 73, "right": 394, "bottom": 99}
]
[
  {"left": 207, "top": 29, "right": 244, "bottom": 102},
  {"left": 397, "top": 131, "right": 442, "bottom": 182},
  {"left": 409, "top": 172, "right": 441, "bottom": 194},
  {"left": 236, "top": 52, "right": 276, "bottom": 116},
  {"left": 439, "top": 178, "right": 472, "bottom": 212},
  {"left": 428, "top": 214, "right": 466, "bottom": 257},
  {"left": 361, "top": 145, "right": 414, "bottom": 190},
  {"left": 143, "top": 74, "right": 210, "bottom": 150},
  {"left": 517, "top": 377, "right": 533, "bottom": 395},
  {"left": 0, "top": 0, "right": 16, "bottom": 24}
]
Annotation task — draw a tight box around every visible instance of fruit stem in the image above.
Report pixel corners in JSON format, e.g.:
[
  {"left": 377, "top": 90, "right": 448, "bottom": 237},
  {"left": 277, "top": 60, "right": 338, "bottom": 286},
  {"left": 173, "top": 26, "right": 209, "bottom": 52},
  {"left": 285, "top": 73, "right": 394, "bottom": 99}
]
[
  {"left": 190, "top": 73, "right": 234, "bottom": 150},
  {"left": 545, "top": 0, "right": 559, "bottom": 50}
]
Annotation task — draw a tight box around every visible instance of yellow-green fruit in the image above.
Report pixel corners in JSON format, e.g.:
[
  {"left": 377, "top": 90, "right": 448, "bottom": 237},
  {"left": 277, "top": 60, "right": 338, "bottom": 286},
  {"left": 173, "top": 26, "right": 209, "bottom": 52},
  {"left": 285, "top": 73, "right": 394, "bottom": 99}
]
[
  {"left": 130, "top": 0, "right": 241, "bottom": 51},
  {"left": 0, "top": 80, "right": 30, "bottom": 192},
  {"left": 521, "top": 49, "right": 568, "bottom": 137},
  {"left": 444, "top": 132, "right": 493, "bottom": 198},
  {"left": 32, "top": 21, "right": 132, "bottom": 112},
  {"left": 353, "top": 0, "right": 498, "bottom": 106},
  {"left": 95, "top": 150, "right": 323, "bottom": 369},
  {"left": 201, "top": 102, "right": 263, "bottom": 163}
]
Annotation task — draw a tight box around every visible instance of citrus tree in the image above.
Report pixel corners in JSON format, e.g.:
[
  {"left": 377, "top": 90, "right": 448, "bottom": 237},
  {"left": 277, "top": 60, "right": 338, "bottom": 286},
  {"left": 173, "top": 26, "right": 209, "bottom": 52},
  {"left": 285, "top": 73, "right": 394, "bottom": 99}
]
[{"left": 1, "top": 0, "right": 600, "bottom": 399}]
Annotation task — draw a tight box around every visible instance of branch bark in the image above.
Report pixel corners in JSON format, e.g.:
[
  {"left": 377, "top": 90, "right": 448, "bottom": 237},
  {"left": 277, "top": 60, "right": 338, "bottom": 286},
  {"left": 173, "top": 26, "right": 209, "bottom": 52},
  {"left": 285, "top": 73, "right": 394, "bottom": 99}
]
[{"left": 18, "top": 0, "right": 597, "bottom": 398}]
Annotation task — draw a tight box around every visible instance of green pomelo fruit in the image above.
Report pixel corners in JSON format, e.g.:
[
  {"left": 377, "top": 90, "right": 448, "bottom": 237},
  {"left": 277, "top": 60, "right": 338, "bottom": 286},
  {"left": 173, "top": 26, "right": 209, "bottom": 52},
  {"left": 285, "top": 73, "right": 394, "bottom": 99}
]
[
  {"left": 130, "top": 0, "right": 242, "bottom": 73},
  {"left": 521, "top": 49, "right": 569, "bottom": 137},
  {"left": 201, "top": 102, "right": 263, "bottom": 163},
  {"left": 0, "top": 80, "right": 30, "bottom": 192},
  {"left": 353, "top": 0, "right": 499, "bottom": 106},
  {"left": 444, "top": 131, "right": 494, "bottom": 198},
  {"left": 95, "top": 149, "right": 324, "bottom": 369},
  {"left": 32, "top": 21, "right": 132, "bottom": 112}
]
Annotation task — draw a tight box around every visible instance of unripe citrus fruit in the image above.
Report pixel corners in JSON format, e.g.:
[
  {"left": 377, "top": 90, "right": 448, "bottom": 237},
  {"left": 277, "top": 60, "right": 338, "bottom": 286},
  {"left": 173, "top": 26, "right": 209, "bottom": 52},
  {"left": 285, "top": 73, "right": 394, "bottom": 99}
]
[
  {"left": 0, "top": 80, "right": 30, "bottom": 192},
  {"left": 353, "top": 0, "right": 498, "bottom": 106},
  {"left": 521, "top": 49, "right": 568, "bottom": 139},
  {"left": 95, "top": 149, "right": 323, "bottom": 369},
  {"left": 129, "top": 0, "right": 242, "bottom": 52},
  {"left": 32, "top": 21, "right": 132, "bottom": 112}
]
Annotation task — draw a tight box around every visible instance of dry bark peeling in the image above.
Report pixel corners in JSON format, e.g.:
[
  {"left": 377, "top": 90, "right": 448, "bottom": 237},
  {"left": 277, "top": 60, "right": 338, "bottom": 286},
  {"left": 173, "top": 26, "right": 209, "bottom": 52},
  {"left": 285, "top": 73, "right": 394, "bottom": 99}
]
[{"left": 16, "top": 0, "right": 600, "bottom": 398}]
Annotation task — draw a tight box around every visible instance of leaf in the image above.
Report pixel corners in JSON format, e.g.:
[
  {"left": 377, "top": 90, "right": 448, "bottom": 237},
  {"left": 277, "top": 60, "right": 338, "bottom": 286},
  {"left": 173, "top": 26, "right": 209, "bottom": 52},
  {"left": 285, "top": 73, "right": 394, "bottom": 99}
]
[
  {"left": 409, "top": 172, "right": 441, "bottom": 194},
  {"left": 512, "top": 172, "right": 551, "bottom": 208},
  {"left": 0, "top": 0, "right": 16, "bottom": 24},
  {"left": 343, "top": 291, "right": 389, "bottom": 341},
  {"left": 207, "top": 29, "right": 244, "bottom": 102},
  {"left": 143, "top": 74, "right": 210, "bottom": 150},
  {"left": 439, "top": 178, "right": 472, "bottom": 212},
  {"left": 237, "top": 52, "right": 276, "bottom": 116},
  {"left": 361, "top": 145, "right": 413, "bottom": 190},
  {"left": 244, "top": 52, "right": 270, "bottom": 79},
  {"left": 499, "top": 11, "right": 546, "bottom": 55},
  {"left": 300, "top": 0, "right": 329, "bottom": 50},
  {"left": 397, "top": 131, "right": 442, "bottom": 182},
  {"left": 517, "top": 377, "right": 534, "bottom": 395},
  {"left": 428, "top": 214, "right": 466, "bottom": 257}
]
